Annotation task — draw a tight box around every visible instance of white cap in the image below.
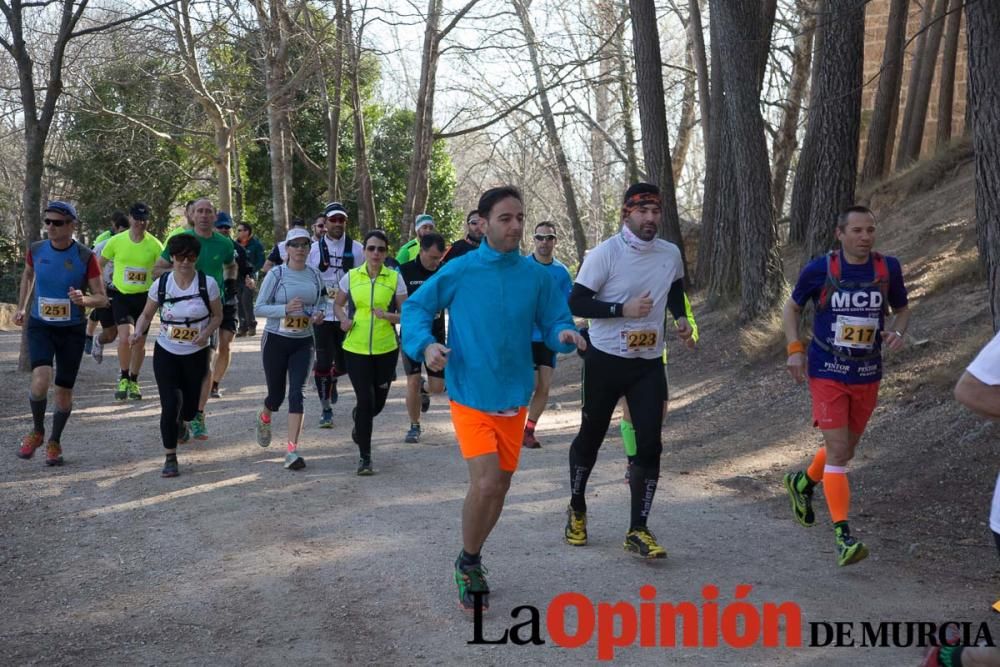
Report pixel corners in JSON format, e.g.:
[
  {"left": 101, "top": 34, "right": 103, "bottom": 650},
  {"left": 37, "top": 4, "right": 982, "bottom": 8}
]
[{"left": 286, "top": 228, "right": 311, "bottom": 242}]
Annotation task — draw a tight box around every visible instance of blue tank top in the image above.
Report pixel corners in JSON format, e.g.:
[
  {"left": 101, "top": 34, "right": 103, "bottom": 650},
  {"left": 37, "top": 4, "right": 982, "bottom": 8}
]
[{"left": 29, "top": 240, "right": 94, "bottom": 326}]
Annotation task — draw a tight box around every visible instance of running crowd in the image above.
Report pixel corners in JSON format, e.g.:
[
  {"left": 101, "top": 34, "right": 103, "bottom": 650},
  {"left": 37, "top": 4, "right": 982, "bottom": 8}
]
[{"left": 12, "top": 186, "right": 1000, "bottom": 652}]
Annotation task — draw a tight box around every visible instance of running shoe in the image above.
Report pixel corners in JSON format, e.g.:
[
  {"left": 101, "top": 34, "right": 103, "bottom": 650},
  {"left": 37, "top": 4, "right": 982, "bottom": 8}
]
[
  {"left": 161, "top": 457, "right": 179, "bottom": 478},
  {"left": 45, "top": 441, "right": 63, "bottom": 467},
  {"left": 284, "top": 452, "right": 306, "bottom": 470},
  {"left": 114, "top": 377, "right": 129, "bottom": 400},
  {"left": 210, "top": 383, "right": 221, "bottom": 399},
  {"left": 522, "top": 430, "right": 540, "bottom": 449},
  {"left": 356, "top": 458, "right": 374, "bottom": 476},
  {"left": 834, "top": 524, "right": 869, "bottom": 567},
  {"left": 783, "top": 471, "right": 815, "bottom": 527},
  {"left": 319, "top": 408, "right": 333, "bottom": 429},
  {"left": 564, "top": 506, "right": 587, "bottom": 546},
  {"left": 624, "top": 527, "right": 667, "bottom": 559},
  {"left": 420, "top": 389, "right": 430, "bottom": 413},
  {"left": 454, "top": 555, "right": 490, "bottom": 612},
  {"left": 404, "top": 424, "right": 421, "bottom": 444},
  {"left": 91, "top": 337, "right": 104, "bottom": 364},
  {"left": 126, "top": 380, "right": 142, "bottom": 401},
  {"left": 177, "top": 421, "right": 191, "bottom": 445},
  {"left": 255, "top": 410, "right": 271, "bottom": 448},
  {"left": 190, "top": 412, "right": 208, "bottom": 440},
  {"left": 17, "top": 431, "right": 44, "bottom": 459}
]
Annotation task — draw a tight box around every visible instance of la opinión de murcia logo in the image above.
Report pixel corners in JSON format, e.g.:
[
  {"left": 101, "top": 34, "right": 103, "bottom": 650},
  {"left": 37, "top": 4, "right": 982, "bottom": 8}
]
[{"left": 468, "top": 584, "right": 995, "bottom": 660}]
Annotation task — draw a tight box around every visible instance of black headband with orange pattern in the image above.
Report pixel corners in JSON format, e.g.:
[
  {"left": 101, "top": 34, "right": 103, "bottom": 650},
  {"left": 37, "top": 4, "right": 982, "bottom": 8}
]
[{"left": 622, "top": 192, "right": 662, "bottom": 216}]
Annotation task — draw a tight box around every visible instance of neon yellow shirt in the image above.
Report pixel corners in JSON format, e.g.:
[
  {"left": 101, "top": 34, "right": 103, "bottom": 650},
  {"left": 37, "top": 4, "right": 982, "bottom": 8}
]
[{"left": 102, "top": 231, "right": 164, "bottom": 294}]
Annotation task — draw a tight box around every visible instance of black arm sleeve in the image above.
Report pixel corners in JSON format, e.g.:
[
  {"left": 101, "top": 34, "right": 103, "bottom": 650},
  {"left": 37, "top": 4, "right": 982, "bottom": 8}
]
[
  {"left": 569, "top": 282, "right": 623, "bottom": 318},
  {"left": 267, "top": 244, "right": 282, "bottom": 265},
  {"left": 666, "top": 278, "right": 686, "bottom": 320}
]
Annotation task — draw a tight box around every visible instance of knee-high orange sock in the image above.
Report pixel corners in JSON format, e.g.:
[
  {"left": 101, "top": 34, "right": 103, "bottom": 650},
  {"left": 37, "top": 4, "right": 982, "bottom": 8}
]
[
  {"left": 823, "top": 465, "right": 850, "bottom": 524},
  {"left": 806, "top": 447, "right": 826, "bottom": 484}
]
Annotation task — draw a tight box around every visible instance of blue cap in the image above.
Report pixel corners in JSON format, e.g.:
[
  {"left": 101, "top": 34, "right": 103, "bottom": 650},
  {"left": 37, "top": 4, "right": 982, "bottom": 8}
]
[
  {"left": 324, "top": 201, "right": 347, "bottom": 218},
  {"left": 45, "top": 201, "right": 77, "bottom": 220},
  {"left": 215, "top": 211, "right": 233, "bottom": 228}
]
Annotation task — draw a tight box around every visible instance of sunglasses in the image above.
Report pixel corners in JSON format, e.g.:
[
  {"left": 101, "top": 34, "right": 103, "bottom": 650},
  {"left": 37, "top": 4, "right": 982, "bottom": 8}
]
[
  {"left": 174, "top": 254, "right": 198, "bottom": 263},
  {"left": 287, "top": 240, "right": 311, "bottom": 249},
  {"left": 534, "top": 234, "right": 556, "bottom": 241},
  {"left": 366, "top": 245, "right": 387, "bottom": 253},
  {"left": 44, "top": 218, "right": 69, "bottom": 227}
]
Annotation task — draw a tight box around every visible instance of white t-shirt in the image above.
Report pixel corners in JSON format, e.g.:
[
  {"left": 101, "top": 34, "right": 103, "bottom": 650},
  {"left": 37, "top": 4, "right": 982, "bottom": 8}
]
[
  {"left": 94, "top": 238, "right": 114, "bottom": 286},
  {"left": 308, "top": 235, "right": 364, "bottom": 321},
  {"left": 575, "top": 233, "right": 684, "bottom": 359},
  {"left": 148, "top": 273, "right": 220, "bottom": 356},
  {"left": 967, "top": 330, "right": 1000, "bottom": 386}
]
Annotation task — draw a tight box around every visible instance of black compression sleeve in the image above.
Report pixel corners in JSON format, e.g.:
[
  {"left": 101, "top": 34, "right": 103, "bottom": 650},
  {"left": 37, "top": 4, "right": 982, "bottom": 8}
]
[
  {"left": 666, "top": 279, "right": 686, "bottom": 320},
  {"left": 569, "top": 283, "right": 623, "bottom": 318}
]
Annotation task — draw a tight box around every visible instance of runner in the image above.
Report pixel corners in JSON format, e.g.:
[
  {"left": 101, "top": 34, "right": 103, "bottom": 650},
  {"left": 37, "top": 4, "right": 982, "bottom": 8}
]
[
  {"left": 396, "top": 213, "right": 435, "bottom": 265},
  {"left": 235, "top": 221, "right": 265, "bottom": 337},
  {"left": 440, "top": 209, "right": 484, "bottom": 264},
  {"left": 334, "top": 230, "right": 408, "bottom": 475},
  {"left": 153, "top": 198, "right": 237, "bottom": 440},
  {"left": 782, "top": 205, "right": 910, "bottom": 567},
  {"left": 253, "top": 227, "right": 327, "bottom": 470},
  {"left": 15, "top": 201, "right": 108, "bottom": 466},
  {"left": 209, "top": 211, "right": 253, "bottom": 398},
  {"left": 564, "top": 182, "right": 692, "bottom": 560},
  {"left": 522, "top": 221, "right": 573, "bottom": 449},
  {"left": 165, "top": 200, "right": 196, "bottom": 240},
  {"left": 398, "top": 232, "right": 447, "bottom": 443},
  {"left": 99, "top": 202, "right": 164, "bottom": 401},
  {"left": 132, "top": 233, "right": 222, "bottom": 477},
  {"left": 86, "top": 211, "right": 129, "bottom": 360},
  {"left": 401, "top": 186, "right": 584, "bottom": 612},
  {"left": 307, "top": 201, "right": 363, "bottom": 428},
  {"left": 261, "top": 217, "right": 308, "bottom": 274}
]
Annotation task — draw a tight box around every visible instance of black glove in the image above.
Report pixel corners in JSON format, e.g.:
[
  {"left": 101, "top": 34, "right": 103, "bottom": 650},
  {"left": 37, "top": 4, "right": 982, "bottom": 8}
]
[{"left": 224, "top": 278, "right": 238, "bottom": 305}]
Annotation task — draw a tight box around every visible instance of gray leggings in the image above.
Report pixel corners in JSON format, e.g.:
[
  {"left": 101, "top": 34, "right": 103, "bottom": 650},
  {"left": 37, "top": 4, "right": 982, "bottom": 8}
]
[{"left": 262, "top": 332, "right": 313, "bottom": 414}]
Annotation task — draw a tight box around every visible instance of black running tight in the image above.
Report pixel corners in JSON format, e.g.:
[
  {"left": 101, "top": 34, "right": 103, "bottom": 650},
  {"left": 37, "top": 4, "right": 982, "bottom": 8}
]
[
  {"left": 262, "top": 332, "right": 314, "bottom": 414},
  {"left": 153, "top": 344, "right": 210, "bottom": 450},
  {"left": 344, "top": 349, "right": 399, "bottom": 459}
]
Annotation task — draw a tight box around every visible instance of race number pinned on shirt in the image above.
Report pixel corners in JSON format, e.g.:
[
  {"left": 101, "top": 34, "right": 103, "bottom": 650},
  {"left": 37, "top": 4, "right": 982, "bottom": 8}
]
[
  {"left": 167, "top": 325, "right": 200, "bottom": 344},
  {"left": 280, "top": 315, "right": 310, "bottom": 333},
  {"left": 833, "top": 315, "right": 879, "bottom": 350},
  {"left": 324, "top": 280, "right": 339, "bottom": 298},
  {"left": 619, "top": 329, "right": 658, "bottom": 354},
  {"left": 124, "top": 266, "right": 149, "bottom": 286},
  {"left": 38, "top": 297, "right": 71, "bottom": 322}
]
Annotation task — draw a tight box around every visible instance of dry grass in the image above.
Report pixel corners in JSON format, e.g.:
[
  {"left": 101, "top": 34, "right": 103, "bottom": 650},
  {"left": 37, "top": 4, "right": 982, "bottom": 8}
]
[
  {"left": 738, "top": 308, "right": 786, "bottom": 363},
  {"left": 920, "top": 251, "right": 985, "bottom": 296}
]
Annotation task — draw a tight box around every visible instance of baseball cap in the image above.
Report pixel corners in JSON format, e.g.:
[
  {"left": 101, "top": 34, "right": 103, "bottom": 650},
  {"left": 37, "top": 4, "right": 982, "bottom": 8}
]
[
  {"left": 415, "top": 213, "right": 434, "bottom": 230},
  {"left": 285, "top": 228, "right": 311, "bottom": 243},
  {"left": 325, "top": 201, "right": 348, "bottom": 219},
  {"left": 44, "top": 201, "right": 77, "bottom": 219},
  {"left": 129, "top": 202, "right": 150, "bottom": 220},
  {"left": 215, "top": 211, "right": 233, "bottom": 228}
]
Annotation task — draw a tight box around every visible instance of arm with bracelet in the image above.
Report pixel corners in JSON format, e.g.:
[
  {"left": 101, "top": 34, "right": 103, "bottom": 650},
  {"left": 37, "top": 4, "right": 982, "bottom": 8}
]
[{"left": 783, "top": 297, "right": 807, "bottom": 384}]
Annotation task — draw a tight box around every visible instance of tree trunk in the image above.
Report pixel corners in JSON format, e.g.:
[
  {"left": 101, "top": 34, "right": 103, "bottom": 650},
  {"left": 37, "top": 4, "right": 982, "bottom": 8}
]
[
  {"left": 860, "top": 0, "right": 910, "bottom": 185},
  {"left": 346, "top": 3, "right": 376, "bottom": 235},
  {"left": 935, "top": 0, "right": 961, "bottom": 149},
  {"left": 894, "top": 0, "right": 935, "bottom": 170},
  {"left": 328, "top": 0, "right": 345, "bottom": 201},
  {"left": 803, "top": 0, "right": 866, "bottom": 260},
  {"left": 689, "top": 0, "right": 710, "bottom": 144},
  {"left": 590, "top": 0, "right": 614, "bottom": 244},
  {"left": 616, "top": 1, "right": 640, "bottom": 185},
  {"left": 966, "top": 0, "right": 1000, "bottom": 331},
  {"left": 515, "top": 0, "right": 588, "bottom": 265},
  {"left": 629, "top": 0, "right": 688, "bottom": 275},
  {"left": 899, "top": 0, "right": 948, "bottom": 167},
  {"left": 231, "top": 120, "right": 244, "bottom": 223},
  {"left": 772, "top": 0, "right": 816, "bottom": 217},
  {"left": 671, "top": 41, "right": 697, "bottom": 185},
  {"left": 214, "top": 124, "right": 233, "bottom": 213}
]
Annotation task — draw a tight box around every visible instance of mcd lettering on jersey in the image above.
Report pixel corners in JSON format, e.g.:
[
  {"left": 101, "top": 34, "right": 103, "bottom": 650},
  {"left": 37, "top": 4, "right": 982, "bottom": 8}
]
[{"left": 830, "top": 289, "right": 883, "bottom": 310}]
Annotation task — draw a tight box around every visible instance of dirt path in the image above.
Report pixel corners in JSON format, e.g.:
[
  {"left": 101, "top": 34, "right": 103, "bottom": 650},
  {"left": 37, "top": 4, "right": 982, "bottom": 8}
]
[{"left": 0, "top": 327, "right": 994, "bottom": 666}]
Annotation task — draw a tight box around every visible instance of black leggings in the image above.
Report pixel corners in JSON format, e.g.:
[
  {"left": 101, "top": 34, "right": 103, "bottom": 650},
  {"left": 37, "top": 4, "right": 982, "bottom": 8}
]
[
  {"left": 262, "top": 332, "right": 314, "bottom": 414},
  {"left": 345, "top": 349, "right": 399, "bottom": 459},
  {"left": 153, "top": 344, "right": 210, "bottom": 450},
  {"left": 314, "top": 321, "right": 347, "bottom": 376},
  {"left": 569, "top": 347, "right": 667, "bottom": 525}
]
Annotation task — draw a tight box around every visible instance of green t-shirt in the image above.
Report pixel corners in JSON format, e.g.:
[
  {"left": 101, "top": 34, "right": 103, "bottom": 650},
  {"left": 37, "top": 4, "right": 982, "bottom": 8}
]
[
  {"left": 396, "top": 238, "right": 419, "bottom": 264},
  {"left": 102, "top": 231, "right": 164, "bottom": 294},
  {"left": 93, "top": 229, "right": 112, "bottom": 245},
  {"left": 166, "top": 225, "right": 193, "bottom": 240},
  {"left": 160, "top": 229, "right": 234, "bottom": 290}
]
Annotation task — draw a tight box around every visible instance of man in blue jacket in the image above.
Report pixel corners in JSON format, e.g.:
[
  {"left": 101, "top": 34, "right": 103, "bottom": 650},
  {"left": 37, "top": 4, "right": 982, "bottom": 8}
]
[{"left": 402, "top": 185, "right": 586, "bottom": 613}]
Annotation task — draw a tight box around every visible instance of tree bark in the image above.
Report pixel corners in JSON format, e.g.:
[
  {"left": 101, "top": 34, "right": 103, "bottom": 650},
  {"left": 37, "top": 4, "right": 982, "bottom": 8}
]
[
  {"left": 966, "top": 0, "right": 1000, "bottom": 331},
  {"left": 671, "top": 39, "right": 697, "bottom": 186},
  {"left": 772, "top": 0, "right": 816, "bottom": 218},
  {"left": 803, "top": 0, "right": 866, "bottom": 260},
  {"left": 590, "top": 0, "right": 615, "bottom": 244},
  {"left": 256, "top": 0, "right": 293, "bottom": 239},
  {"left": 860, "top": 0, "right": 910, "bottom": 185},
  {"left": 616, "top": 1, "right": 640, "bottom": 185},
  {"left": 514, "top": 0, "right": 588, "bottom": 265},
  {"left": 689, "top": 0, "right": 710, "bottom": 144},
  {"left": 629, "top": 0, "right": 688, "bottom": 275},
  {"left": 895, "top": 0, "right": 935, "bottom": 170},
  {"left": 935, "top": 0, "right": 961, "bottom": 149},
  {"left": 327, "top": 0, "right": 345, "bottom": 201},
  {"left": 346, "top": 2, "right": 376, "bottom": 235},
  {"left": 899, "top": 0, "right": 948, "bottom": 167}
]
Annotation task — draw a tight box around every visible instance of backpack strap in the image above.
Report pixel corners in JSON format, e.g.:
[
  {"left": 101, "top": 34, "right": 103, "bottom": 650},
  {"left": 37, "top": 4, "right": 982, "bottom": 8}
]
[
  {"left": 818, "top": 251, "right": 839, "bottom": 311},
  {"left": 157, "top": 273, "right": 169, "bottom": 306},
  {"left": 343, "top": 233, "right": 355, "bottom": 271},
  {"left": 197, "top": 271, "right": 211, "bottom": 313},
  {"left": 267, "top": 266, "right": 284, "bottom": 305},
  {"left": 872, "top": 252, "right": 890, "bottom": 315},
  {"left": 158, "top": 271, "right": 211, "bottom": 326}
]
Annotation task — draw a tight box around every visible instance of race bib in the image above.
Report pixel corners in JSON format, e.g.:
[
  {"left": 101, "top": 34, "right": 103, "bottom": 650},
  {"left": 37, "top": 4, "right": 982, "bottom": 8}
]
[
  {"left": 280, "top": 315, "right": 310, "bottom": 333},
  {"left": 123, "top": 266, "right": 148, "bottom": 286},
  {"left": 38, "top": 297, "right": 71, "bottom": 322},
  {"left": 167, "top": 325, "right": 200, "bottom": 345},
  {"left": 324, "top": 280, "right": 339, "bottom": 298},
  {"left": 619, "top": 329, "right": 658, "bottom": 354},
  {"left": 834, "top": 315, "right": 879, "bottom": 350}
]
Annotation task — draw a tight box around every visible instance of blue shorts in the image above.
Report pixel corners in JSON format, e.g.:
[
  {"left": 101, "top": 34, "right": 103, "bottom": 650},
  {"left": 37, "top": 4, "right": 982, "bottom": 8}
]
[{"left": 27, "top": 318, "right": 86, "bottom": 389}]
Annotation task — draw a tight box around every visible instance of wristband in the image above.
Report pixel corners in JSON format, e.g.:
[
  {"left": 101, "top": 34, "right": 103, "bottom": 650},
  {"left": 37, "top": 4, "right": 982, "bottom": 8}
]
[{"left": 787, "top": 340, "right": 805, "bottom": 356}]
